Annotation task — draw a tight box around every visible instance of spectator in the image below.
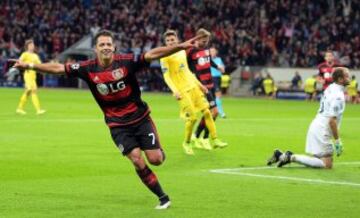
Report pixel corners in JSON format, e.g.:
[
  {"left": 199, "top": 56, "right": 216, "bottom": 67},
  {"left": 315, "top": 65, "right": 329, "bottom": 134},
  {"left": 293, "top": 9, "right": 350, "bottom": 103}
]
[
  {"left": 263, "top": 73, "right": 277, "bottom": 99},
  {"left": 291, "top": 71, "right": 302, "bottom": 90},
  {"left": 250, "top": 72, "right": 264, "bottom": 96},
  {"left": 304, "top": 75, "right": 317, "bottom": 101}
]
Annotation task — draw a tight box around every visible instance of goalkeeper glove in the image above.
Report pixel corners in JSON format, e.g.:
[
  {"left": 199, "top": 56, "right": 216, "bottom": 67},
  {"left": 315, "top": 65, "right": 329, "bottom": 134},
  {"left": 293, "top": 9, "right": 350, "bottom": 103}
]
[{"left": 334, "top": 139, "right": 343, "bottom": 157}]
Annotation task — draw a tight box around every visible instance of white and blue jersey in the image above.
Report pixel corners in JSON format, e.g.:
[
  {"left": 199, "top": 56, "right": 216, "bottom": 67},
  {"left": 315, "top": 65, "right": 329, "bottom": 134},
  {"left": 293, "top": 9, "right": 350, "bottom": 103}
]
[
  {"left": 306, "top": 83, "right": 346, "bottom": 157},
  {"left": 211, "top": 57, "right": 224, "bottom": 78}
]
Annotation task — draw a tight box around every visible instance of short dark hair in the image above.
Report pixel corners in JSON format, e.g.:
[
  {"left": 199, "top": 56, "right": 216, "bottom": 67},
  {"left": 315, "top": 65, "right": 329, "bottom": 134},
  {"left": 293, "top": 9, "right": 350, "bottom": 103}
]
[
  {"left": 163, "top": 29, "right": 178, "bottom": 39},
  {"left": 332, "top": 67, "right": 345, "bottom": 82},
  {"left": 94, "top": 30, "right": 115, "bottom": 45}
]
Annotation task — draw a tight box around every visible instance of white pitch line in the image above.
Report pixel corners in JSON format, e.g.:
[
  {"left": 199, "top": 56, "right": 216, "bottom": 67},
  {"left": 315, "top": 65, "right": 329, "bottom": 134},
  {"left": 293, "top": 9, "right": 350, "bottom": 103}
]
[
  {"left": 209, "top": 161, "right": 360, "bottom": 187},
  {"left": 210, "top": 162, "right": 360, "bottom": 172},
  {"left": 210, "top": 171, "right": 360, "bottom": 187}
]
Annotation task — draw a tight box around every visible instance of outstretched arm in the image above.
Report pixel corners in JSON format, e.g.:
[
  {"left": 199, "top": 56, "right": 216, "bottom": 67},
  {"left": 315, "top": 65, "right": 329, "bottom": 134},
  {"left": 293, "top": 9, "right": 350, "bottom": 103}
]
[
  {"left": 329, "top": 117, "right": 339, "bottom": 140},
  {"left": 144, "top": 35, "right": 205, "bottom": 62},
  {"left": 11, "top": 59, "right": 66, "bottom": 75}
]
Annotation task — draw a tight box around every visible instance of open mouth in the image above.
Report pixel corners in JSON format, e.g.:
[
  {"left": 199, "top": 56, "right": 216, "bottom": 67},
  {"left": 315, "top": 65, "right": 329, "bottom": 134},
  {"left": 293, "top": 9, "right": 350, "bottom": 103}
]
[{"left": 102, "top": 50, "right": 112, "bottom": 55}]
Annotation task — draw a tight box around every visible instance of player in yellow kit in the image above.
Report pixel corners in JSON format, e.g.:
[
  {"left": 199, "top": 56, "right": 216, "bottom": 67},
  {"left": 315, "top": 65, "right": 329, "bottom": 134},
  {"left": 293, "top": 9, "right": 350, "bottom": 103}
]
[
  {"left": 347, "top": 75, "right": 358, "bottom": 104},
  {"left": 16, "top": 39, "right": 46, "bottom": 115},
  {"left": 160, "top": 30, "right": 227, "bottom": 155}
]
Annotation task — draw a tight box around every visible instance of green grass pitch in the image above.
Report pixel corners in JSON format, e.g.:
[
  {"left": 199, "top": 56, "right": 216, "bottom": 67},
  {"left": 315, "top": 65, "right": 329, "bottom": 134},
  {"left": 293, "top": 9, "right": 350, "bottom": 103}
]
[{"left": 1, "top": 88, "right": 359, "bottom": 218}]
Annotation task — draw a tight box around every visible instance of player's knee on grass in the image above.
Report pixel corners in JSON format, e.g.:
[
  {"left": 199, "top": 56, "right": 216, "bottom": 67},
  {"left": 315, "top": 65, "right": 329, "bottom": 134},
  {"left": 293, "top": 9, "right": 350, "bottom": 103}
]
[{"left": 322, "top": 157, "right": 333, "bottom": 169}]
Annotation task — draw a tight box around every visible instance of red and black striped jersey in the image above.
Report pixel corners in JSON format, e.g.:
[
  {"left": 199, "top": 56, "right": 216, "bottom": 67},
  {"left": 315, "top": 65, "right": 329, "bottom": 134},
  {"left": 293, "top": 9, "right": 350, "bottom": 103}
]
[
  {"left": 318, "top": 61, "right": 342, "bottom": 90},
  {"left": 65, "top": 53, "right": 150, "bottom": 128},
  {"left": 186, "top": 48, "right": 218, "bottom": 89}
]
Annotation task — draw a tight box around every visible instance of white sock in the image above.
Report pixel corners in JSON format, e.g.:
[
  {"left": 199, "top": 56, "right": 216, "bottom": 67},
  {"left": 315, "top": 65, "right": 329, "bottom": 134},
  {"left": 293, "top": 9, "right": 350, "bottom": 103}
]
[{"left": 291, "top": 154, "right": 325, "bottom": 168}]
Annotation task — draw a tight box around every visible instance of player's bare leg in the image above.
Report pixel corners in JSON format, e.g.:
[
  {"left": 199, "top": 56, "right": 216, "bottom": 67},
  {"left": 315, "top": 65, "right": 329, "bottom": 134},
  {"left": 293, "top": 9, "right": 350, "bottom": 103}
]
[
  {"left": 277, "top": 151, "right": 331, "bottom": 168},
  {"left": 127, "top": 148, "right": 170, "bottom": 209}
]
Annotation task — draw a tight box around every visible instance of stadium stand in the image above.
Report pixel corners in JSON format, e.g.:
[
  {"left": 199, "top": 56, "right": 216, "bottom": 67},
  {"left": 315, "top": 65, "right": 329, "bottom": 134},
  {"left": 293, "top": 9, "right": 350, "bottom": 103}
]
[{"left": 1, "top": 0, "right": 360, "bottom": 90}]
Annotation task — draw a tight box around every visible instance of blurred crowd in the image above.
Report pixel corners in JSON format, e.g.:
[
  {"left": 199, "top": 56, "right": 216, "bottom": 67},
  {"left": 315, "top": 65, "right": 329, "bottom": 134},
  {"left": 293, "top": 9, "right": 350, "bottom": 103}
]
[{"left": 1, "top": 0, "right": 360, "bottom": 83}]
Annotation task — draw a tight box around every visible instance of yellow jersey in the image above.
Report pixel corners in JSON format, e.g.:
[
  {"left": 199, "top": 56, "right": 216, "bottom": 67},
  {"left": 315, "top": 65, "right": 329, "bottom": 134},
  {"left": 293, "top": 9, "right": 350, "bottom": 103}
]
[
  {"left": 160, "top": 50, "right": 199, "bottom": 93},
  {"left": 304, "top": 77, "right": 316, "bottom": 93},
  {"left": 347, "top": 79, "right": 358, "bottom": 96},
  {"left": 221, "top": 74, "right": 231, "bottom": 88},
  {"left": 263, "top": 78, "right": 275, "bottom": 94},
  {"left": 19, "top": 51, "right": 42, "bottom": 80}
]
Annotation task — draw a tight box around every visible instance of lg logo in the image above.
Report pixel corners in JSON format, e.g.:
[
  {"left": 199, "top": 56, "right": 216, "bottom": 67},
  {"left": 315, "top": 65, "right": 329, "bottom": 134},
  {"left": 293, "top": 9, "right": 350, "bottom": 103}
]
[
  {"left": 197, "top": 56, "right": 210, "bottom": 66},
  {"left": 96, "top": 81, "right": 126, "bottom": 95}
]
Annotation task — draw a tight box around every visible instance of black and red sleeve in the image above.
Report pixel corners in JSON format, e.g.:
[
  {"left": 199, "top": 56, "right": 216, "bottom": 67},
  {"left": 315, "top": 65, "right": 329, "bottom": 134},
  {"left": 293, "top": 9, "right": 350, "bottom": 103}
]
[
  {"left": 64, "top": 61, "right": 90, "bottom": 80},
  {"left": 129, "top": 53, "right": 150, "bottom": 72}
]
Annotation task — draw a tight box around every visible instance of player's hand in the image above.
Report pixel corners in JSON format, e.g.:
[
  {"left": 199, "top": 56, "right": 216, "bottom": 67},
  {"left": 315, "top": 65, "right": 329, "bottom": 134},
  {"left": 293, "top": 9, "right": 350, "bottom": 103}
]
[
  {"left": 218, "top": 66, "right": 225, "bottom": 73},
  {"left": 178, "top": 34, "right": 206, "bottom": 50},
  {"left": 9, "top": 59, "right": 28, "bottom": 70},
  {"left": 173, "top": 92, "right": 182, "bottom": 100},
  {"left": 199, "top": 84, "right": 208, "bottom": 94},
  {"left": 334, "top": 139, "right": 343, "bottom": 157}
]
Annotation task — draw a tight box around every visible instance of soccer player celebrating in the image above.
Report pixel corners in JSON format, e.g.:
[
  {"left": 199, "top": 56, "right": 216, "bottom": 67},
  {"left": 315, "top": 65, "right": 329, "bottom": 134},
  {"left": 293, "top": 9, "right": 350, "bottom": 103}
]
[
  {"left": 187, "top": 28, "right": 227, "bottom": 150},
  {"left": 318, "top": 50, "right": 343, "bottom": 91},
  {"left": 16, "top": 39, "right": 46, "bottom": 115},
  {"left": 267, "top": 67, "right": 350, "bottom": 169},
  {"left": 160, "top": 29, "right": 227, "bottom": 154},
  {"left": 12, "top": 30, "right": 202, "bottom": 209}
]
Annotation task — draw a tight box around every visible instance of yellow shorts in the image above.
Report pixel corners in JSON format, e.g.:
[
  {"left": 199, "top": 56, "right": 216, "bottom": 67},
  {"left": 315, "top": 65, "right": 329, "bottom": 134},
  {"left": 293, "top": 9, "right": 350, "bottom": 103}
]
[
  {"left": 179, "top": 87, "right": 209, "bottom": 120},
  {"left": 348, "top": 90, "right": 357, "bottom": 97},
  {"left": 24, "top": 73, "right": 37, "bottom": 90},
  {"left": 24, "top": 78, "right": 37, "bottom": 90}
]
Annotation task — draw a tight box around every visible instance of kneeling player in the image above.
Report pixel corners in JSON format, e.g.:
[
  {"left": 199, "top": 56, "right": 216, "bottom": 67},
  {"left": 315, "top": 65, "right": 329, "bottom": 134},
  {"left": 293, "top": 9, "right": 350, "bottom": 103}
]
[{"left": 267, "top": 68, "right": 350, "bottom": 169}]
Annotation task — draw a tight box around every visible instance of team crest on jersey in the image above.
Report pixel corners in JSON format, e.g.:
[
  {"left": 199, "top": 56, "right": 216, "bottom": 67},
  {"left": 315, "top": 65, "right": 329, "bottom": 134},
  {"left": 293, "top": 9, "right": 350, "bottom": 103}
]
[
  {"left": 96, "top": 83, "right": 109, "bottom": 95},
  {"left": 112, "top": 68, "right": 124, "bottom": 80},
  {"left": 117, "top": 143, "right": 124, "bottom": 152},
  {"left": 93, "top": 76, "right": 100, "bottom": 82},
  {"left": 71, "top": 63, "right": 80, "bottom": 70}
]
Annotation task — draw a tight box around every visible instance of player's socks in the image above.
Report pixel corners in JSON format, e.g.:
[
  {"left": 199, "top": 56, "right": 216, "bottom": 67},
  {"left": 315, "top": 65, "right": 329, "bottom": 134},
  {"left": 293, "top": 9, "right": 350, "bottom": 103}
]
[
  {"left": 291, "top": 154, "right": 325, "bottom": 168},
  {"left": 31, "top": 93, "right": 42, "bottom": 112},
  {"left": 185, "top": 119, "right": 196, "bottom": 142},
  {"left": 215, "top": 97, "right": 225, "bottom": 117},
  {"left": 203, "top": 109, "right": 217, "bottom": 139},
  {"left": 136, "top": 165, "right": 167, "bottom": 199},
  {"left": 195, "top": 118, "right": 206, "bottom": 138},
  {"left": 17, "top": 93, "right": 28, "bottom": 110}
]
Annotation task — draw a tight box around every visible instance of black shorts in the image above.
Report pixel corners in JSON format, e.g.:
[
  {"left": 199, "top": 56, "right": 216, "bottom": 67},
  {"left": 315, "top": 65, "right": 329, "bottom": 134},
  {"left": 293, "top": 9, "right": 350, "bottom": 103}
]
[
  {"left": 213, "top": 77, "right": 221, "bottom": 92},
  {"left": 305, "top": 91, "right": 314, "bottom": 98},
  {"left": 206, "top": 88, "right": 217, "bottom": 109},
  {"left": 110, "top": 116, "right": 162, "bottom": 155}
]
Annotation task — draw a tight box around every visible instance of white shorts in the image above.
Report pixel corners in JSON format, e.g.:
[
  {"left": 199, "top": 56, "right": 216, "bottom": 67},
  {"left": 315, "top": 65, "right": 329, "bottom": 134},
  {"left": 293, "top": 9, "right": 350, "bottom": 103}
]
[{"left": 305, "top": 117, "right": 334, "bottom": 157}]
